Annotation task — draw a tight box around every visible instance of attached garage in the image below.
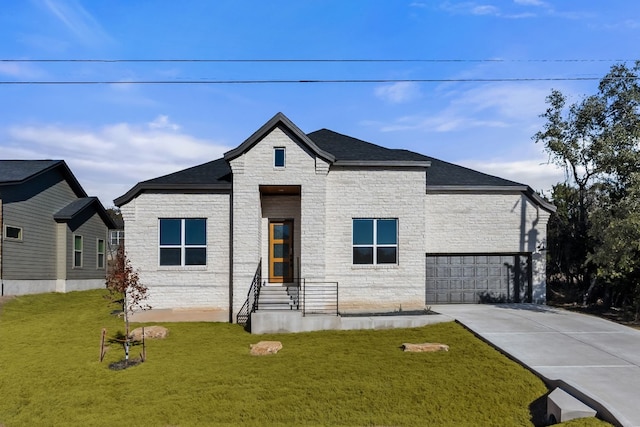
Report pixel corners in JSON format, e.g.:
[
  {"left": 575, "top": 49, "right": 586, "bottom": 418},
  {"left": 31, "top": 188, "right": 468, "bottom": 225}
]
[{"left": 426, "top": 253, "right": 532, "bottom": 304}]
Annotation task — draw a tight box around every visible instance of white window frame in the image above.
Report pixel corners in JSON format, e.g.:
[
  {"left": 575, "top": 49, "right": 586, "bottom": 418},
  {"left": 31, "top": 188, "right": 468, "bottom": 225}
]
[
  {"left": 352, "top": 218, "right": 398, "bottom": 265},
  {"left": 3, "top": 225, "right": 23, "bottom": 241},
  {"left": 96, "top": 238, "right": 105, "bottom": 269},
  {"left": 158, "top": 218, "right": 207, "bottom": 267},
  {"left": 110, "top": 230, "right": 124, "bottom": 246},
  {"left": 274, "top": 147, "right": 286, "bottom": 168},
  {"left": 73, "top": 234, "right": 83, "bottom": 268}
]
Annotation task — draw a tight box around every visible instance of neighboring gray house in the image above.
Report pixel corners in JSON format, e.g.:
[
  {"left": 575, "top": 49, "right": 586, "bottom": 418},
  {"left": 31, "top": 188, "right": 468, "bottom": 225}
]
[
  {"left": 116, "top": 113, "right": 555, "bottom": 326},
  {"left": 0, "top": 160, "right": 116, "bottom": 295}
]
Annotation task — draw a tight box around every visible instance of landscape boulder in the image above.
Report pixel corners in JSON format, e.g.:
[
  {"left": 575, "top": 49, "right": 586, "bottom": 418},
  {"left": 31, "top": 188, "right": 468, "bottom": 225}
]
[
  {"left": 250, "top": 341, "right": 283, "bottom": 356},
  {"left": 129, "top": 326, "right": 169, "bottom": 341},
  {"left": 401, "top": 342, "right": 449, "bottom": 352}
]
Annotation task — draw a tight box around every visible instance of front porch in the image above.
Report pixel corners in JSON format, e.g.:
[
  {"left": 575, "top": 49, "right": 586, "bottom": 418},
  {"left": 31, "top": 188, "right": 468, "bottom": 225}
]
[
  {"left": 235, "top": 261, "right": 445, "bottom": 334},
  {"left": 235, "top": 260, "right": 339, "bottom": 329}
]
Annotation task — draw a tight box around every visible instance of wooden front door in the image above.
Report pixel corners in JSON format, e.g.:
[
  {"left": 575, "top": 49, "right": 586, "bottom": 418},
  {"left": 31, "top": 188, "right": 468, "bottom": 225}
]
[{"left": 269, "top": 220, "right": 294, "bottom": 283}]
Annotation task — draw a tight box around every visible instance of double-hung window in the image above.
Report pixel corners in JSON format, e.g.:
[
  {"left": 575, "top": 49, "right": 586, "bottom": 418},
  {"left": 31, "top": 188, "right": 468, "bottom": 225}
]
[
  {"left": 73, "top": 235, "right": 83, "bottom": 268},
  {"left": 97, "top": 239, "right": 106, "bottom": 269},
  {"left": 159, "top": 218, "right": 207, "bottom": 266},
  {"left": 352, "top": 218, "right": 398, "bottom": 265},
  {"left": 110, "top": 230, "right": 124, "bottom": 246}
]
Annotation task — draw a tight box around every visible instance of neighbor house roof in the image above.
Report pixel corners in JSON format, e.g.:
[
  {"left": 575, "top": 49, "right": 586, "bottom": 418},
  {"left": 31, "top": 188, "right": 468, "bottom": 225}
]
[
  {"left": 1, "top": 160, "right": 117, "bottom": 228},
  {"left": 115, "top": 113, "right": 555, "bottom": 212},
  {"left": 53, "top": 197, "right": 117, "bottom": 229},
  {"left": 0, "top": 160, "right": 61, "bottom": 184},
  {"left": 0, "top": 160, "right": 87, "bottom": 198}
]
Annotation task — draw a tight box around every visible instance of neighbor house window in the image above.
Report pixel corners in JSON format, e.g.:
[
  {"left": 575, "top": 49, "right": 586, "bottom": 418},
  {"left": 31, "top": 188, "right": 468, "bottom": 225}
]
[
  {"left": 110, "top": 230, "right": 124, "bottom": 246},
  {"left": 97, "top": 239, "right": 105, "bottom": 269},
  {"left": 159, "top": 218, "right": 207, "bottom": 266},
  {"left": 3, "top": 225, "right": 22, "bottom": 240},
  {"left": 274, "top": 147, "right": 286, "bottom": 168},
  {"left": 73, "top": 235, "right": 83, "bottom": 268},
  {"left": 352, "top": 219, "right": 398, "bottom": 265}
]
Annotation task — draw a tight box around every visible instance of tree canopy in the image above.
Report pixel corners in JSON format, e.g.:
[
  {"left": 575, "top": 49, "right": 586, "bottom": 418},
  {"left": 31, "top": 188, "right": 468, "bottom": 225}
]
[{"left": 535, "top": 61, "right": 640, "bottom": 319}]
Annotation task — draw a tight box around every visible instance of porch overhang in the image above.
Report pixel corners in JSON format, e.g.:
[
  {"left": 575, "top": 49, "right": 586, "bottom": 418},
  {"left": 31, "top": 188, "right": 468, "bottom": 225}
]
[{"left": 259, "top": 185, "right": 301, "bottom": 195}]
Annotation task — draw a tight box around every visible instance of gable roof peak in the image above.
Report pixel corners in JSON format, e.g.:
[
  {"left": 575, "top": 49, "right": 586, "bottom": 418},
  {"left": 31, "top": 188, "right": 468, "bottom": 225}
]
[
  {"left": 223, "top": 112, "right": 335, "bottom": 163},
  {"left": 0, "top": 159, "right": 88, "bottom": 198}
]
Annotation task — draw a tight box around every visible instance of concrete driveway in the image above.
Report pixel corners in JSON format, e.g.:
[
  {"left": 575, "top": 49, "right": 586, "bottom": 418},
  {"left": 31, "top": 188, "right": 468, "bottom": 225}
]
[{"left": 431, "top": 304, "right": 640, "bottom": 427}]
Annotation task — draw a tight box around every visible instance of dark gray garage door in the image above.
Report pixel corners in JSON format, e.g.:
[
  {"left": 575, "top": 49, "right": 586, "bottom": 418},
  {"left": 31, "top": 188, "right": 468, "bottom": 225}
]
[{"left": 426, "top": 254, "right": 530, "bottom": 304}]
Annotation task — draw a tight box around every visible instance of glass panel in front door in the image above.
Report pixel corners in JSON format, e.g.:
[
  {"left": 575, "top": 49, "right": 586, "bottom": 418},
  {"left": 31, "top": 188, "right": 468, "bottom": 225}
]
[{"left": 269, "top": 221, "right": 293, "bottom": 283}]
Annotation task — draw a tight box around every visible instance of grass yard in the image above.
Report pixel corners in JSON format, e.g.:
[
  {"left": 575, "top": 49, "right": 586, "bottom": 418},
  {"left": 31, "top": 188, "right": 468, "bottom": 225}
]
[{"left": 0, "top": 290, "right": 611, "bottom": 427}]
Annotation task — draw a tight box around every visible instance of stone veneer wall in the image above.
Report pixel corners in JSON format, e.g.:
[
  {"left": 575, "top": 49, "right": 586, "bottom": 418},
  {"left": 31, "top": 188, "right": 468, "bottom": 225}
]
[
  {"left": 228, "top": 125, "right": 330, "bottom": 317},
  {"left": 120, "top": 192, "right": 231, "bottom": 319},
  {"left": 325, "top": 167, "right": 428, "bottom": 312},
  {"left": 425, "top": 192, "right": 551, "bottom": 303}
]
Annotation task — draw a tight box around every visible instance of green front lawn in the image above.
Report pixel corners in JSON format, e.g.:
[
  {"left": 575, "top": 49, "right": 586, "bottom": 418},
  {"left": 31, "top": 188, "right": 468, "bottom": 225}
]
[{"left": 0, "top": 290, "right": 610, "bottom": 426}]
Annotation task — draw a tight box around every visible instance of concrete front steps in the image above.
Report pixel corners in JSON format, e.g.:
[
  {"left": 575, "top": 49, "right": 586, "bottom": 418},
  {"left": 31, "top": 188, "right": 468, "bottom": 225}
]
[{"left": 257, "top": 285, "right": 299, "bottom": 310}]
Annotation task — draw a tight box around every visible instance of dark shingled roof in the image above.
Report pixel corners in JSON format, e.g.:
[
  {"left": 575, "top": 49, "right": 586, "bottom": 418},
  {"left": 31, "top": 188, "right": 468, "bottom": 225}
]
[
  {"left": 53, "top": 197, "right": 99, "bottom": 221},
  {"left": 116, "top": 117, "right": 554, "bottom": 212},
  {"left": 0, "top": 160, "right": 116, "bottom": 228},
  {"left": 54, "top": 197, "right": 117, "bottom": 229},
  {"left": 139, "top": 158, "right": 231, "bottom": 186},
  {"left": 308, "top": 129, "right": 430, "bottom": 162},
  {"left": 307, "top": 129, "right": 525, "bottom": 187},
  {"left": 113, "top": 158, "right": 231, "bottom": 206},
  {"left": 0, "top": 160, "right": 62, "bottom": 184}
]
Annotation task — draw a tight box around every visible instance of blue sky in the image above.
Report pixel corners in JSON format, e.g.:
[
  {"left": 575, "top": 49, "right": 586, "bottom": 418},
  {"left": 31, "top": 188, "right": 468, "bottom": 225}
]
[{"left": 1, "top": 0, "right": 639, "bottom": 206}]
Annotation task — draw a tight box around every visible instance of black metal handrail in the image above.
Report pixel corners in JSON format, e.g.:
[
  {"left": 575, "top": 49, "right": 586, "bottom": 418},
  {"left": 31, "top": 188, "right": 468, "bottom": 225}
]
[
  {"left": 301, "top": 280, "right": 339, "bottom": 316},
  {"left": 236, "top": 260, "right": 262, "bottom": 326}
]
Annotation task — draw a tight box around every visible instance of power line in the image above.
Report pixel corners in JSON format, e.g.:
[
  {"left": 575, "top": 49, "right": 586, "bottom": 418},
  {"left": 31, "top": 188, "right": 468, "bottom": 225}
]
[
  {"left": 0, "top": 58, "right": 636, "bottom": 63},
  {"left": 0, "top": 77, "right": 614, "bottom": 85},
  {"left": 2, "top": 58, "right": 631, "bottom": 85}
]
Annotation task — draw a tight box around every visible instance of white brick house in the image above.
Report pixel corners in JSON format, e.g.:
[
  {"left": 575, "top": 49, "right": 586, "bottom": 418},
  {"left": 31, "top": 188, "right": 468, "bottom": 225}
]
[{"left": 115, "top": 113, "right": 555, "bottom": 324}]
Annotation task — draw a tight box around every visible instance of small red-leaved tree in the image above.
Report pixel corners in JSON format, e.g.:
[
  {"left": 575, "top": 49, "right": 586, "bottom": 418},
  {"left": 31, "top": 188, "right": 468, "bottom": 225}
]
[{"left": 106, "top": 245, "right": 150, "bottom": 362}]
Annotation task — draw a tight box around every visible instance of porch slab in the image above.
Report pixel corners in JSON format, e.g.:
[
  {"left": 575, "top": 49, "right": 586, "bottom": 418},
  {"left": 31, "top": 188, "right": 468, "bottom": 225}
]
[
  {"left": 250, "top": 311, "right": 449, "bottom": 334},
  {"left": 130, "top": 308, "right": 229, "bottom": 322}
]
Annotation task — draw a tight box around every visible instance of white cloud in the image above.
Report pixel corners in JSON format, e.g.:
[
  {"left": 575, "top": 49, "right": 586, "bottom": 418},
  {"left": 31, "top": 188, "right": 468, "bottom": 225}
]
[
  {"left": 472, "top": 5, "right": 500, "bottom": 15},
  {"left": 375, "top": 83, "right": 549, "bottom": 133},
  {"left": 148, "top": 115, "right": 181, "bottom": 131},
  {"left": 0, "top": 62, "right": 45, "bottom": 79},
  {"left": 513, "top": 0, "right": 547, "bottom": 6},
  {"left": 374, "top": 82, "right": 421, "bottom": 104},
  {"left": 39, "top": 0, "right": 113, "bottom": 46},
  {"left": 378, "top": 112, "right": 508, "bottom": 132},
  {"left": 439, "top": 0, "right": 559, "bottom": 18},
  {"left": 440, "top": 2, "right": 496, "bottom": 15},
  {"left": 459, "top": 157, "right": 566, "bottom": 193},
  {"left": 1, "top": 117, "right": 232, "bottom": 206},
  {"left": 453, "top": 84, "right": 551, "bottom": 120}
]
